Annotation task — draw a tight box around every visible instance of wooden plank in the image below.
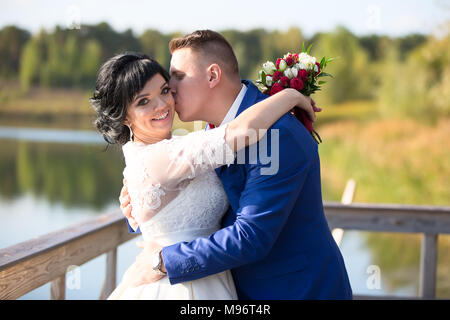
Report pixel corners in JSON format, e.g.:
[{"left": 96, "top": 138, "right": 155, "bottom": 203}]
[
  {"left": 0, "top": 211, "right": 137, "bottom": 300},
  {"left": 50, "top": 274, "right": 65, "bottom": 300},
  {"left": 324, "top": 202, "right": 450, "bottom": 234},
  {"left": 419, "top": 234, "right": 438, "bottom": 299}
]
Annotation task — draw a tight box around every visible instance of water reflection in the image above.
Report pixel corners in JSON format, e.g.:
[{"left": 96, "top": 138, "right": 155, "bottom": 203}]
[
  {"left": 0, "top": 126, "right": 104, "bottom": 144},
  {"left": 0, "top": 137, "right": 123, "bottom": 210},
  {"left": 361, "top": 232, "right": 450, "bottom": 298}
]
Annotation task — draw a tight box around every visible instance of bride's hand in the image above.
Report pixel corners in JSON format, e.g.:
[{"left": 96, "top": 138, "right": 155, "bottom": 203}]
[{"left": 290, "top": 90, "right": 321, "bottom": 122}]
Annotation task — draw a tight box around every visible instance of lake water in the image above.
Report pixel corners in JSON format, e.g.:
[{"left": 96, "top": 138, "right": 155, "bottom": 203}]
[{"left": 0, "top": 124, "right": 446, "bottom": 299}]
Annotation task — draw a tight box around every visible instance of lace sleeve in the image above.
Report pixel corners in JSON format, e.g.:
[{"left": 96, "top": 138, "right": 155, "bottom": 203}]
[{"left": 122, "top": 124, "right": 235, "bottom": 224}]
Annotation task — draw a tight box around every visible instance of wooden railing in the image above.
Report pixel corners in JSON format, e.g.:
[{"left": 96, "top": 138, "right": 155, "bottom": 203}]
[
  {"left": 1, "top": 202, "right": 450, "bottom": 300},
  {"left": 326, "top": 202, "right": 450, "bottom": 299},
  {"left": 0, "top": 212, "right": 137, "bottom": 300}
]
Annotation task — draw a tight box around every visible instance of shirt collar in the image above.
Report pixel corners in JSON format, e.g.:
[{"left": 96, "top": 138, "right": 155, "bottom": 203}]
[{"left": 219, "top": 84, "right": 247, "bottom": 127}]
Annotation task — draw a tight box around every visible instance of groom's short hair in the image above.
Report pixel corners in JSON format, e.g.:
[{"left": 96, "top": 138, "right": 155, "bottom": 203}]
[{"left": 169, "top": 30, "right": 239, "bottom": 77}]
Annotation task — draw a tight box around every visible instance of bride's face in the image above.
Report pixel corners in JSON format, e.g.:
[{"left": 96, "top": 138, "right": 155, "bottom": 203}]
[{"left": 125, "top": 73, "right": 175, "bottom": 144}]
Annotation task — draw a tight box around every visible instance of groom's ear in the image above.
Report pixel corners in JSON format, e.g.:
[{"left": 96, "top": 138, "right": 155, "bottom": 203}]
[{"left": 206, "top": 63, "right": 222, "bottom": 89}]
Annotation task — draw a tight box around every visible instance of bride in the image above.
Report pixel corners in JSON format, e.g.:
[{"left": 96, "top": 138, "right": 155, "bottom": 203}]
[{"left": 90, "top": 52, "right": 316, "bottom": 300}]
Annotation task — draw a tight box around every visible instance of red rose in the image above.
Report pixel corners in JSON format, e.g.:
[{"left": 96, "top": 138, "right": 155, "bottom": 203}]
[
  {"left": 269, "top": 82, "right": 284, "bottom": 96},
  {"left": 315, "top": 62, "right": 321, "bottom": 75},
  {"left": 290, "top": 77, "right": 304, "bottom": 91},
  {"left": 293, "top": 53, "right": 299, "bottom": 63},
  {"left": 280, "top": 76, "right": 290, "bottom": 87},
  {"left": 298, "top": 69, "right": 309, "bottom": 82},
  {"left": 272, "top": 71, "right": 283, "bottom": 82},
  {"left": 276, "top": 58, "right": 282, "bottom": 70},
  {"left": 285, "top": 56, "right": 294, "bottom": 67}
]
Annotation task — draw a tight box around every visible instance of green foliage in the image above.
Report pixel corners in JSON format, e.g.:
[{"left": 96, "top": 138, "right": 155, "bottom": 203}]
[
  {"left": 312, "top": 26, "right": 373, "bottom": 105},
  {"left": 376, "top": 33, "right": 450, "bottom": 120},
  {"left": 0, "top": 25, "right": 30, "bottom": 79},
  {"left": 19, "top": 33, "right": 45, "bottom": 90},
  {"left": 2, "top": 22, "right": 444, "bottom": 107}
]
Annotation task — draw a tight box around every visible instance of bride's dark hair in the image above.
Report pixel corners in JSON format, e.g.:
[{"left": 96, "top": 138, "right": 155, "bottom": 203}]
[{"left": 89, "top": 52, "right": 170, "bottom": 145}]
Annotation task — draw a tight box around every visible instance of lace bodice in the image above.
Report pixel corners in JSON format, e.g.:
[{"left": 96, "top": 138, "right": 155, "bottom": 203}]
[{"left": 122, "top": 125, "right": 235, "bottom": 245}]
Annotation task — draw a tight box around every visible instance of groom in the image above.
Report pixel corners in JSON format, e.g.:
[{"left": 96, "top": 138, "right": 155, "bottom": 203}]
[{"left": 120, "top": 30, "right": 352, "bottom": 299}]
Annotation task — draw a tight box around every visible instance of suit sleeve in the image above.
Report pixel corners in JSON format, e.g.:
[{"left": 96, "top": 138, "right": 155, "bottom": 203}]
[
  {"left": 125, "top": 219, "right": 141, "bottom": 234},
  {"left": 161, "top": 119, "right": 313, "bottom": 284}
]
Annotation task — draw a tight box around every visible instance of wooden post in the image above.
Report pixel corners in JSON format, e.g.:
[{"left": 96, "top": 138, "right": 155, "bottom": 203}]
[
  {"left": 99, "top": 248, "right": 117, "bottom": 300},
  {"left": 332, "top": 179, "right": 356, "bottom": 247},
  {"left": 50, "top": 274, "right": 66, "bottom": 300},
  {"left": 419, "top": 233, "right": 438, "bottom": 299}
]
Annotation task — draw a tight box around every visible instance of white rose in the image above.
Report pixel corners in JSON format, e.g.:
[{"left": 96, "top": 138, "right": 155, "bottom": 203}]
[
  {"left": 266, "top": 75, "right": 273, "bottom": 86},
  {"left": 278, "top": 59, "right": 287, "bottom": 72},
  {"left": 284, "top": 68, "right": 294, "bottom": 79},
  {"left": 314, "top": 64, "right": 319, "bottom": 73},
  {"left": 291, "top": 67, "right": 298, "bottom": 78},
  {"left": 262, "top": 61, "right": 276, "bottom": 75}
]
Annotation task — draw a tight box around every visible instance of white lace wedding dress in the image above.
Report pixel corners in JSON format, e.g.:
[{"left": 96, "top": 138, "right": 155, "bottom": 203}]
[{"left": 107, "top": 124, "right": 238, "bottom": 300}]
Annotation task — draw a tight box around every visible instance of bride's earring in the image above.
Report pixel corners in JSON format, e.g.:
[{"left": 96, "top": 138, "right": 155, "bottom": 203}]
[{"left": 125, "top": 124, "right": 134, "bottom": 141}]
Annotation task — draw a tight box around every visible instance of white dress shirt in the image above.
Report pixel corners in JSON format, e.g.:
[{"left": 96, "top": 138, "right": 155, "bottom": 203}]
[
  {"left": 206, "top": 84, "right": 247, "bottom": 167},
  {"left": 219, "top": 83, "right": 247, "bottom": 127}
]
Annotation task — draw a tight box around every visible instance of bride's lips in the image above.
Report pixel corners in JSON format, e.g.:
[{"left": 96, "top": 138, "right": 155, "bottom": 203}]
[{"left": 151, "top": 109, "right": 170, "bottom": 123}]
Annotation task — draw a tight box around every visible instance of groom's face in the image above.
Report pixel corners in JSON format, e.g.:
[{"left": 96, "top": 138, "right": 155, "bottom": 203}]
[{"left": 169, "top": 48, "right": 210, "bottom": 122}]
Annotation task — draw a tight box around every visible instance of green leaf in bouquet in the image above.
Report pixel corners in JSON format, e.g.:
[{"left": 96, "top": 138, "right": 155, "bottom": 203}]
[
  {"left": 318, "top": 80, "right": 327, "bottom": 85},
  {"left": 307, "top": 43, "right": 313, "bottom": 55},
  {"left": 318, "top": 72, "right": 333, "bottom": 78},
  {"left": 320, "top": 57, "right": 325, "bottom": 69},
  {"left": 302, "top": 42, "right": 306, "bottom": 53},
  {"left": 260, "top": 70, "right": 267, "bottom": 86}
]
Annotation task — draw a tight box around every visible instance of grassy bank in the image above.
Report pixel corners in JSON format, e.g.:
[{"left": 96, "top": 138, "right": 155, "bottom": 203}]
[
  {"left": 316, "top": 101, "right": 450, "bottom": 206},
  {"left": 0, "top": 85, "right": 199, "bottom": 131}
]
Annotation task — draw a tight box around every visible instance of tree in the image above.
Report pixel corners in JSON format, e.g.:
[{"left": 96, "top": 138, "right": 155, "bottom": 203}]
[
  {"left": 19, "top": 35, "right": 43, "bottom": 90},
  {"left": 377, "top": 32, "right": 450, "bottom": 119},
  {"left": 0, "top": 26, "right": 30, "bottom": 79},
  {"left": 313, "top": 26, "right": 372, "bottom": 104},
  {"left": 79, "top": 39, "right": 102, "bottom": 87}
]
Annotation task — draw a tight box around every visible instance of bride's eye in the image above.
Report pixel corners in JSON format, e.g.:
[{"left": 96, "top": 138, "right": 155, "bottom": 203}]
[
  {"left": 137, "top": 98, "right": 149, "bottom": 106},
  {"left": 162, "top": 87, "right": 170, "bottom": 95}
]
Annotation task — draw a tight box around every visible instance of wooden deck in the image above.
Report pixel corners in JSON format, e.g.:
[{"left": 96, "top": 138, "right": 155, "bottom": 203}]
[{"left": 1, "top": 201, "right": 450, "bottom": 300}]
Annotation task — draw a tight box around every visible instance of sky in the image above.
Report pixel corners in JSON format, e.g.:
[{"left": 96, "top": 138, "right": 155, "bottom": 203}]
[{"left": 0, "top": 0, "right": 449, "bottom": 37}]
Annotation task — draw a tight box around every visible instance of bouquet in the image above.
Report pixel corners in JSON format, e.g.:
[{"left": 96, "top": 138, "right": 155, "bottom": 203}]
[{"left": 256, "top": 43, "right": 334, "bottom": 143}]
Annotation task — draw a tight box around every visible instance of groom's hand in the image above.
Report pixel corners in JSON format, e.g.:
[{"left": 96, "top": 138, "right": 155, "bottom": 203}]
[
  {"left": 124, "top": 240, "right": 166, "bottom": 287},
  {"left": 119, "top": 179, "right": 138, "bottom": 230}
]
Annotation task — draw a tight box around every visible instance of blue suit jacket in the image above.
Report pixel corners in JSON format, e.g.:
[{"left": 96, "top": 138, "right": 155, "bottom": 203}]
[{"left": 127, "top": 80, "right": 352, "bottom": 299}]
